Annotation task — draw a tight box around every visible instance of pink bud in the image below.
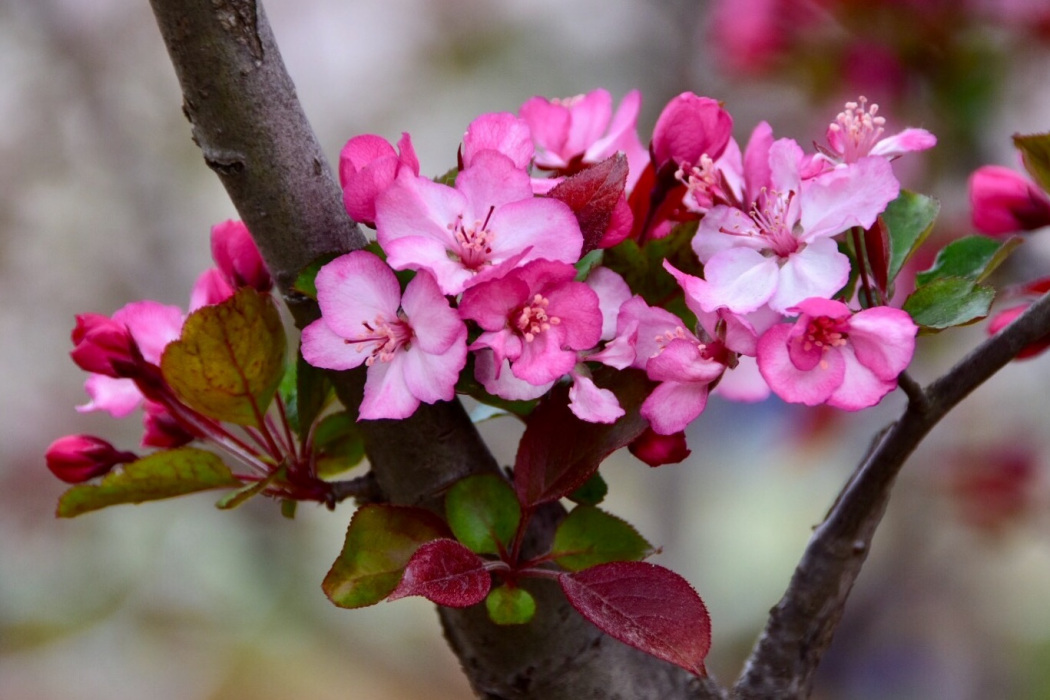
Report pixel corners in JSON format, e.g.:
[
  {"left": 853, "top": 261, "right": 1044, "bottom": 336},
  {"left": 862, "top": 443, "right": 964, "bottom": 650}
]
[
  {"left": 70, "top": 314, "right": 135, "bottom": 377},
  {"left": 629, "top": 427, "right": 691, "bottom": 466},
  {"left": 45, "top": 434, "right": 137, "bottom": 483},
  {"left": 651, "top": 93, "right": 733, "bottom": 170},
  {"left": 210, "top": 220, "right": 272, "bottom": 292},
  {"left": 340, "top": 133, "right": 419, "bottom": 226},
  {"left": 969, "top": 165, "right": 1050, "bottom": 236},
  {"left": 142, "top": 401, "right": 196, "bottom": 448},
  {"left": 987, "top": 303, "right": 1050, "bottom": 360}
]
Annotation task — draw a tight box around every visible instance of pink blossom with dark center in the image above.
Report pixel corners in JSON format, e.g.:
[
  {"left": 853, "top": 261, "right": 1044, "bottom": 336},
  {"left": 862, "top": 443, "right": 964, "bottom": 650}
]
[
  {"left": 756, "top": 297, "right": 917, "bottom": 410},
  {"left": 301, "top": 251, "right": 467, "bottom": 420}
]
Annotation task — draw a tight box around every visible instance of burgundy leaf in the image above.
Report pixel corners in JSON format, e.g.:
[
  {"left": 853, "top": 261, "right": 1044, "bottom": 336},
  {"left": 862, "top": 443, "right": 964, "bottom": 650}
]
[
  {"left": 387, "top": 538, "right": 491, "bottom": 607},
  {"left": 864, "top": 216, "right": 890, "bottom": 295},
  {"left": 548, "top": 154, "right": 629, "bottom": 255},
  {"left": 560, "top": 561, "right": 711, "bottom": 676},
  {"left": 513, "top": 369, "right": 651, "bottom": 509}
]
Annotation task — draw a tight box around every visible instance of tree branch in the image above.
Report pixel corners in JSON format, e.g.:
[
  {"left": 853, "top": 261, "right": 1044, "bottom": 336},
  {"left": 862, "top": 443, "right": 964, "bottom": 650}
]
[
  {"left": 146, "top": 2, "right": 720, "bottom": 697},
  {"left": 733, "top": 291, "right": 1050, "bottom": 699}
]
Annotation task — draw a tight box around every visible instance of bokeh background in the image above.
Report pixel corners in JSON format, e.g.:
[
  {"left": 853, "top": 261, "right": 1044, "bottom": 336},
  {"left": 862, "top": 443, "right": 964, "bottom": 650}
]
[{"left": 4, "top": 1, "right": 1050, "bottom": 698}]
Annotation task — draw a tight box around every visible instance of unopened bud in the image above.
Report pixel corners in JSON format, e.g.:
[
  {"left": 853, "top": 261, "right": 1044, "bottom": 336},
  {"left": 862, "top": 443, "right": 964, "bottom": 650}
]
[
  {"left": 629, "top": 427, "right": 691, "bottom": 467},
  {"left": 45, "top": 434, "right": 137, "bottom": 483},
  {"left": 210, "top": 220, "right": 272, "bottom": 292},
  {"left": 70, "top": 314, "right": 135, "bottom": 377}
]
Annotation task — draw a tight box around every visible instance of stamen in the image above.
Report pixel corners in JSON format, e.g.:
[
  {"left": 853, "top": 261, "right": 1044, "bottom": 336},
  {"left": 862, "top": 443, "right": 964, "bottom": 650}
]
[
  {"left": 828, "top": 96, "right": 885, "bottom": 163},
  {"left": 516, "top": 294, "right": 560, "bottom": 342},
  {"left": 343, "top": 312, "right": 414, "bottom": 365}
]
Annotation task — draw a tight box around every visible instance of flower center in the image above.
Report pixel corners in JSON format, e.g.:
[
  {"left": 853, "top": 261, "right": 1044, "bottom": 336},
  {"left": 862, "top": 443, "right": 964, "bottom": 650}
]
[
  {"left": 749, "top": 189, "right": 799, "bottom": 257},
  {"left": 516, "top": 294, "right": 561, "bottom": 342},
  {"left": 448, "top": 207, "right": 497, "bottom": 271},
  {"left": 345, "top": 312, "right": 413, "bottom": 365},
  {"left": 676, "top": 154, "right": 726, "bottom": 210},
  {"left": 801, "top": 316, "right": 848, "bottom": 354},
  {"left": 828, "top": 96, "right": 885, "bottom": 163}
]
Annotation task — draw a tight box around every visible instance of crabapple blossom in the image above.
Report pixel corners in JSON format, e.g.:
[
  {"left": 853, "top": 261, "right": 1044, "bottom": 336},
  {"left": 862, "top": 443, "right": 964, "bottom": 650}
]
[
  {"left": 692, "top": 138, "right": 899, "bottom": 313},
  {"left": 77, "top": 301, "right": 186, "bottom": 418},
  {"left": 651, "top": 93, "right": 734, "bottom": 172},
  {"left": 756, "top": 297, "right": 917, "bottom": 410},
  {"left": 459, "top": 259, "right": 602, "bottom": 387},
  {"left": 461, "top": 112, "right": 534, "bottom": 170},
  {"left": 376, "top": 151, "right": 583, "bottom": 295},
  {"left": 45, "top": 434, "right": 137, "bottom": 483},
  {"left": 520, "top": 89, "right": 649, "bottom": 189},
  {"left": 821, "top": 97, "right": 936, "bottom": 165},
  {"left": 301, "top": 251, "right": 467, "bottom": 421},
  {"left": 340, "top": 132, "right": 420, "bottom": 226},
  {"left": 210, "top": 219, "right": 272, "bottom": 292},
  {"left": 70, "top": 313, "right": 135, "bottom": 378},
  {"left": 969, "top": 165, "right": 1050, "bottom": 235}
]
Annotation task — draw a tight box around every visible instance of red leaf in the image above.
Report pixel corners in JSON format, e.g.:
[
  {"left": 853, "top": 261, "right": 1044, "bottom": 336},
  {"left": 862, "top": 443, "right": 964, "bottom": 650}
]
[
  {"left": 560, "top": 561, "right": 711, "bottom": 676},
  {"left": 548, "top": 154, "right": 629, "bottom": 255},
  {"left": 513, "top": 369, "right": 651, "bottom": 509},
  {"left": 387, "top": 538, "right": 491, "bottom": 607},
  {"left": 864, "top": 217, "right": 890, "bottom": 295}
]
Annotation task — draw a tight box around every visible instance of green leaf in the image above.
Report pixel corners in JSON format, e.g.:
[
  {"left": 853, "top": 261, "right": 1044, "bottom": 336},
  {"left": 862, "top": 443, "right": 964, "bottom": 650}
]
[
  {"left": 882, "top": 190, "right": 940, "bottom": 285},
  {"left": 292, "top": 253, "right": 340, "bottom": 300},
  {"left": 434, "top": 167, "right": 459, "bottom": 187},
  {"left": 903, "top": 277, "right": 996, "bottom": 331},
  {"left": 574, "top": 249, "right": 605, "bottom": 281},
  {"left": 56, "top": 448, "right": 240, "bottom": 518},
  {"left": 280, "top": 352, "right": 333, "bottom": 442},
  {"left": 312, "top": 411, "right": 366, "bottom": 478},
  {"left": 161, "top": 288, "right": 286, "bottom": 426},
  {"left": 445, "top": 474, "right": 521, "bottom": 556},
  {"left": 322, "top": 504, "right": 450, "bottom": 609},
  {"left": 603, "top": 221, "right": 699, "bottom": 309},
  {"left": 215, "top": 470, "right": 280, "bottom": 510},
  {"left": 551, "top": 505, "right": 653, "bottom": 572},
  {"left": 568, "top": 471, "right": 608, "bottom": 506},
  {"left": 1014, "top": 132, "right": 1050, "bottom": 194},
  {"left": 485, "top": 585, "right": 536, "bottom": 625},
  {"left": 915, "top": 234, "right": 1022, "bottom": 287},
  {"left": 280, "top": 499, "right": 297, "bottom": 519}
]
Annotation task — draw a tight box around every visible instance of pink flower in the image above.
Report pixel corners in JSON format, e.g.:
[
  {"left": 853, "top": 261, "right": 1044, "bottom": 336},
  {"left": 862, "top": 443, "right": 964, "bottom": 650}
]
[
  {"left": 459, "top": 260, "right": 602, "bottom": 387},
  {"left": 70, "top": 313, "right": 135, "bottom": 377},
  {"left": 376, "top": 151, "right": 583, "bottom": 295},
  {"left": 821, "top": 97, "right": 936, "bottom": 165},
  {"left": 77, "top": 301, "right": 185, "bottom": 418},
  {"left": 46, "top": 434, "right": 137, "bottom": 483},
  {"left": 520, "top": 89, "right": 649, "bottom": 189},
  {"left": 614, "top": 296, "right": 727, "bottom": 434},
  {"left": 692, "top": 138, "right": 899, "bottom": 313},
  {"left": 650, "top": 93, "right": 734, "bottom": 172},
  {"left": 301, "top": 251, "right": 467, "bottom": 421},
  {"left": 340, "top": 132, "right": 420, "bottom": 227},
  {"left": 756, "top": 297, "right": 917, "bottom": 410},
  {"left": 210, "top": 220, "right": 272, "bottom": 292},
  {"left": 462, "top": 112, "right": 534, "bottom": 170},
  {"left": 969, "top": 165, "right": 1050, "bottom": 236}
]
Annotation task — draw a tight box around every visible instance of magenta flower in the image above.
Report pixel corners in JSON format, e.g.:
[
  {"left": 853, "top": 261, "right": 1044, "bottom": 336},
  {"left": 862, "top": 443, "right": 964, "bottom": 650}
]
[
  {"left": 46, "top": 434, "right": 137, "bottom": 483},
  {"left": 692, "top": 138, "right": 899, "bottom": 314},
  {"left": 301, "top": 251, "right": 467, "bottom": 421},
  {"left": 821, "top": 97, "right": 935, "bottom": 165},
  {"left": 756, "top": 298, "right": 917, "bottom": 410},
  {"left": 519, "top": 89, "right": 649, "bottom": 188},
  {"left": 650, "top": 92, "right": 734, "bottom": 171},
  {"left": 77, "top": 301, "right": 185, "bottom": 418},
  {"left": 340, "top": 132, "right": 420, "bottom": 227},
  {"left": 376, "top": 151, "right": 583, "bottom": 295},
  {"left": 70, "top": 313, "right": 135, "bottom": 378},
  {"left": 459, "top": 259, "right": 602, "bottom": 387},
  {"left": 969, "top": 165, "right": 1050, "bottom": 236},
  {"left": 209, "top": 219, "right": 272, "bottom": 292}
]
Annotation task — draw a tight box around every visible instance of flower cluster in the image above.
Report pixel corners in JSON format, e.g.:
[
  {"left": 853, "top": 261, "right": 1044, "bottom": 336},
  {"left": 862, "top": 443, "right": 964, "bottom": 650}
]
[{"left": 307, "top": 89, "right": 925, "bottom": 442}]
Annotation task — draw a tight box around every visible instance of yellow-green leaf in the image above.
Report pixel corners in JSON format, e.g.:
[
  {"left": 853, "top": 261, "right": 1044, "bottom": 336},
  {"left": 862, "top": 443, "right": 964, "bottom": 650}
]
[
  {"left": 56, "top": 448, "right": 240, "bottom": 518},
  {"left": 161, "top": 288, "right": 286, "bottom": 426}
]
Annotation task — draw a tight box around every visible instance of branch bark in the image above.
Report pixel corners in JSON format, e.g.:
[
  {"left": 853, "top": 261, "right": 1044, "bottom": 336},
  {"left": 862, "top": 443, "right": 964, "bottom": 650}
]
[
  {"left": 146, "top": 1, "right": 716, "bottom": 697},
  {"left": 733, "top": 291, "right": 1050, "bottom": 699}
]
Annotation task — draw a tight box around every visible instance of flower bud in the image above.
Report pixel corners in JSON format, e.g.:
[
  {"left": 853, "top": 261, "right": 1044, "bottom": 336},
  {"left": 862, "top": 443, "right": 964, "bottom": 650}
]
[
  {"left": 70, "top": 314, "right": 135, "bottom": 377},
  {"left": 45, "top": 434, "right": 137, "bottom": 483},
  {"left": 629, "top": 427, "right": 691, "bottom": 466},
  {"left": 210, "top": 220, "right": 272, "bottom": 292},
  {"left": 651, "top": 93, "right": 733, "bottom": 171},
  {"left": 142, "top": 401, "right": 196, "bottom": 448},
  {"left": 969, "top": 165, "right": 1050, "bottom": 236}
]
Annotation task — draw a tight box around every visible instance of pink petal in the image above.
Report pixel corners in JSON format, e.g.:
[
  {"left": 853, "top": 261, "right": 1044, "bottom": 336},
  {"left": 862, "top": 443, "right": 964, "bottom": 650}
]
[
  {"left": 400, "top": 342, "right": 465, "bottom": 404},
  {"left": 474, "top": 349, "right": 552, "bottom": 401},
  {"left": 114, "top": 301, "right": 185, "bottom": 364},
  {"left": 586, "top": 89, "right": 642, "bottom": 162},
  {"left": 545, "top": 281, "right": 603, "bottom": 351},
  {"left": 359, "top": 356, "right": 419, "bottom": 420},
  {"left": 462, "top": 112, "right": 534, "bottom": 170},
  {"left": 339, "top": 134, "right": 396, "bottom": 185},
  {"left": 568, "top": 371, "right": 625, "bottom": 424},
  {"left": 651, "top": 93, "right": 733, "bottom": 168},
  {"left": 645, "top": 339, "right": 725, "bottom": 384},
  {"left": 520, "top": 96, "right": 571, "bottom": 167},
  {"left": 827, "top": 344, "right": 898, "bottom": 411},
  {"left": 564, "top": 90, "right": 613, "bottom": 158},
  {"left": 800, "top": 156, "right": 899, "bottom": 240},
  {"left": 769, "top": 238, "right": 850, "bottom": 313},
  {"left": 190, "top": 268, "right": 234, "bottom": 311},
  {"left": 693, "top": 206, "right": 765, "bottom": 262},
  {"left": 969, "top": 165, "right": 1050, "bottom": 235},
  {"left": 846, "top": 306, "right": 917, "bottom": 381},
  {"left": 713, "top": 355, "right": 770, "bottom": 402},
  {"left": 456, "top": 151, "right": 535, "bottom": 218},
  {"left": 77, "top": 375, "right": 143, "bottom": 417},
  {"left": 459, "top": 274, "right": 530, "bottom": 331},
  {"left": 757, "top": 323, "right": 844, "bottom": 406},
  {"left": 641, "top": 380, "right": 710, "bottom": 435},
  {"left": 400, "top": 271, "right": 465, "bottom": 355},
  {"left": 301, "top": 318, "right": 369, "bottom": 371},
  {"left": 486, "top": 197, "right": 583, "bottom": 266},
  {"left": 742, "top": 121, "right": 775, "bottom": 199},
  {"left": 700, "top": 247, "right": 779, "bottom": 313},
  {"left": 511, "top": 330, "right": 577, "bottom": 385},
  {"left": 870, "top": 128, "right": 937, "bottom": 159},
  {"left": 314, "top": 252, "right": 400, "bottom": 339},
  {"left": 586, "top": 266, "right": 632, "bottom": 340}
]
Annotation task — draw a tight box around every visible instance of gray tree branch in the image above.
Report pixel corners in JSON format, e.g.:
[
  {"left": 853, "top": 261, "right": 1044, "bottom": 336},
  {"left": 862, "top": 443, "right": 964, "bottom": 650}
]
[
  {"left": 145, "top": 1, "right": 715, "bottom": 697},
  {"left": 733, "top": 290, "right": 1050, "bottom": 699}
]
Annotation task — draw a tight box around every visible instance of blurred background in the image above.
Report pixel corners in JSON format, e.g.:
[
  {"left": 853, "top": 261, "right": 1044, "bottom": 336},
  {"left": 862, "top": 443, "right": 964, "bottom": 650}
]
[{"left": 3, "top": 0, "right": 1050, "bottom": 698}]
